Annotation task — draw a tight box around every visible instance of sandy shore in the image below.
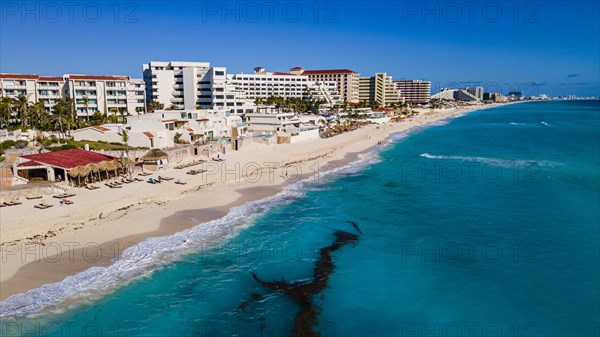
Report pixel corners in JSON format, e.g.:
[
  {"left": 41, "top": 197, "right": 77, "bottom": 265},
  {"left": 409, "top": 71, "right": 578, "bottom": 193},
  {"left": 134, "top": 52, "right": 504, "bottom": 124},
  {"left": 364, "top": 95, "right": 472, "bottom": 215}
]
[{"left": 0, "top": 103, "right": 509, "bottom": 301}]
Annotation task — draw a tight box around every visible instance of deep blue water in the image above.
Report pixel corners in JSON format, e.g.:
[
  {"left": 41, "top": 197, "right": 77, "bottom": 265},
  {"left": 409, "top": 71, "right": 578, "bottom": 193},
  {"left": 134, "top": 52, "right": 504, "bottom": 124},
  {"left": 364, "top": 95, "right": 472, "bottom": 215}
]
[{"left": 1, "top": 101, "right": 599, "bottom": 337}]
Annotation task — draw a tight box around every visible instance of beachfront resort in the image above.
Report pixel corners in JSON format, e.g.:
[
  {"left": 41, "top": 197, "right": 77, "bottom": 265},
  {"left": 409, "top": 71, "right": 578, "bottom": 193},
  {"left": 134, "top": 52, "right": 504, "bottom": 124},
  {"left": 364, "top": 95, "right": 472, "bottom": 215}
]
[{"left": 1, "top": 60, "right": 550, "bottom": 190}]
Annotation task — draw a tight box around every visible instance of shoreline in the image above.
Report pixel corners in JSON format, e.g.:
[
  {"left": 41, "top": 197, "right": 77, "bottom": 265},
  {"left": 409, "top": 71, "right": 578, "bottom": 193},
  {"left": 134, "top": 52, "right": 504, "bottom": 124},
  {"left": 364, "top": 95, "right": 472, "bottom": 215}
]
[{"left": 0, "top": 103, "right": 513, "bottom": 309}]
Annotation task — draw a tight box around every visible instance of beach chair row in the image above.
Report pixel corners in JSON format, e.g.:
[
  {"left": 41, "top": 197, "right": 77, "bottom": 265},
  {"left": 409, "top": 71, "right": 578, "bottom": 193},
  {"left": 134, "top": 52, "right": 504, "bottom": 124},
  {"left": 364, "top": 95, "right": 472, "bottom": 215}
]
[{"left": 175, "top": 160, "right": 206, "bottom": 169}]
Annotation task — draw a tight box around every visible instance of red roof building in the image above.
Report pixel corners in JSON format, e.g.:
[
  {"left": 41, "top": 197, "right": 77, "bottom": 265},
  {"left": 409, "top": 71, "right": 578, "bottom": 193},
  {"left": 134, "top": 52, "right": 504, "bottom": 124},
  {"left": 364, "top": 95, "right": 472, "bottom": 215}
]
[
  {"left": 18, "top": 149, "right": 117, "bottom": 169},
  {"left": 67, "top": 75, "right": 130, "bottom": 81}
]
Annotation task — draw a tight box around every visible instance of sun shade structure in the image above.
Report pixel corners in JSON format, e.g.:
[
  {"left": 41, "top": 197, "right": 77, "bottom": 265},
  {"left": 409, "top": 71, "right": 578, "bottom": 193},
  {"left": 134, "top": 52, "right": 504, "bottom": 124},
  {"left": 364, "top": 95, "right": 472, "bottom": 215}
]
[
  {"left": 141, "top": 149, "right": 168, "bottom": 161},
  {"left": 19, "top": 149, "right": 117, "bottom": 169},
  {"left": 15, "top": 149, "right": 118, "bottom": 183}
]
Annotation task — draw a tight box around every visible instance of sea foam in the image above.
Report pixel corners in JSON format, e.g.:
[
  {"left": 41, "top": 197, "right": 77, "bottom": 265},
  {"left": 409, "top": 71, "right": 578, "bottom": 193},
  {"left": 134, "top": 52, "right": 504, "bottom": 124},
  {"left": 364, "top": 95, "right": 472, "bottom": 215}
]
[{"left": 419, "top": 153, "right": 560, "bottom": 169}]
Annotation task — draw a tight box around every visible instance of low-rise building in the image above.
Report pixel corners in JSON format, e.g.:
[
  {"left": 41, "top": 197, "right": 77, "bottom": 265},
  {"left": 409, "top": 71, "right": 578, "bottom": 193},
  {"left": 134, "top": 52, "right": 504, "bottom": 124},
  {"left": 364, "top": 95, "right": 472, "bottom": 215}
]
[
  {"left": 73, "top": 109, "right": 247, "bottom": 149},
  {"left": 431, "top": 87, "right": 484, "bottom": 102}
]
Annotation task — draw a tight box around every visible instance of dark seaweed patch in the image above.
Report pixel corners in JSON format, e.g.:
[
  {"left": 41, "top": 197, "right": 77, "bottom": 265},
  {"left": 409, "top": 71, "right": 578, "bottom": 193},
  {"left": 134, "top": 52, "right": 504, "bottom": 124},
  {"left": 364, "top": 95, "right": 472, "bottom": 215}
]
[
  {"left": 252, "top": 230, "right": 359, "bottom": 337},
  {"left": 346, "top": 220, "right": 363, "bottom": 235}
]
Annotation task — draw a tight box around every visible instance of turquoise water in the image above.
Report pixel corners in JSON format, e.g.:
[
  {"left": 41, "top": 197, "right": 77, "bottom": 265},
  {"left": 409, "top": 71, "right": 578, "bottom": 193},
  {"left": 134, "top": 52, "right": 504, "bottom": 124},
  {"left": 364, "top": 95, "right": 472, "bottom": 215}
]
[{"left": 1, "top": 101, "right": 599, "bottom": 336}]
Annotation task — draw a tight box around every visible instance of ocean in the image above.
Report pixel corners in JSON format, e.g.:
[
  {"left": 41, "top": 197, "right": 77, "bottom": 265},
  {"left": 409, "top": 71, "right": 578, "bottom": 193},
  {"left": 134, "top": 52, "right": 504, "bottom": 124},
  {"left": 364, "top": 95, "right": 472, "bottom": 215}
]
[{"left": 1, "top": 101, "right": 599, "bottom": 337}]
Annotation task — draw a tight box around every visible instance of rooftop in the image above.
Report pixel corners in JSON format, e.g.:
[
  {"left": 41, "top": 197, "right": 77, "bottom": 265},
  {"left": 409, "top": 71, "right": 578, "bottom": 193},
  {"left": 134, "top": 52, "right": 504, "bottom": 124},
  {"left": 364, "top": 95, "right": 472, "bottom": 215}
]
[{"left": 19, "top": 149, "right": 118, "bottom": 169}]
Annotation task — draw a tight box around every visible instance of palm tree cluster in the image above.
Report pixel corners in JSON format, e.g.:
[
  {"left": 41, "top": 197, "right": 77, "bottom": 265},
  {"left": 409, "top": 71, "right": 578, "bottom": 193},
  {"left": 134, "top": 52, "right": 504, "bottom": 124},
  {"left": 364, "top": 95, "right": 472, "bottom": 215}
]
[
  {"left": 0, "top": 94, "right": 121, "bottom": 139},
  {"left": 253, "top": 96, "right": 328, "bottom": 113}
]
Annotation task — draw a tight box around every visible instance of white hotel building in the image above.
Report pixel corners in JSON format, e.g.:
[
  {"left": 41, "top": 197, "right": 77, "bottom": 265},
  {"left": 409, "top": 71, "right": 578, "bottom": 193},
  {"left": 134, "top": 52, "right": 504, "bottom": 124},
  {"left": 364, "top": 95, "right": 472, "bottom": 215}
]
[
  {"left": 143, "top": 61, "right": 255, "bottom": 114},
  {"left": 66, "top": 75, "right": 146, "bottom": 118},
  {"left": 143, "top": 62, "right": 342, "bottom": 113},
  {"left": 228, "top": 67, "right": 341, "bottom": 108},
  {"left": 0, "top": 74, "right": 146, "bottom": 117}
]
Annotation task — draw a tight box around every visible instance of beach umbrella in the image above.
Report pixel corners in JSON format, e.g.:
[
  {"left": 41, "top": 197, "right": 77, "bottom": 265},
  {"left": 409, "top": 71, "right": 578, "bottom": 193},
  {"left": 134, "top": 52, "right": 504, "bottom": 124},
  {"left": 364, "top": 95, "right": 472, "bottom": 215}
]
[
  {"left": 117, "top": 157, "right": 135, "bottom": 175},
  {"left": 141, "top": 149, "right": 168, "bottom": 161},
  {"left": 98, "top": 161, "right": 114, "bottom": 180},
  {"left": 83, "top": 163, "right": 100, "bottom": 182},
  {"left": 68, "top": 166, "right": 83, "bottom": 178},
  {"left": 68, "top": 165, "right": 84, "bottom": 186}
]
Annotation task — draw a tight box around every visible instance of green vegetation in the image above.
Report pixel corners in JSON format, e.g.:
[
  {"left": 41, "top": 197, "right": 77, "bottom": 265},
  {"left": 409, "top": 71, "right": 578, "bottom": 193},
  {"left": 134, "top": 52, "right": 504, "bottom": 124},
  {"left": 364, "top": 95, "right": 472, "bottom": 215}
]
[
  {"left": 147, "top": 100, "right": 164, "bottom": 113},
  {"left": 37, "top": 137, "right": 147, "bottom": 152},
  {"left": 0, "top": 95, "right": 135, "bottom": 137},
  {"left": 253, "top": 96, "right": 328, "bottom": 113},
  {"left": 173, "top": 132, "right": 188, "bottom": 144},
  {"left": 0, "top": 139, "right": 28, "bottom": 154}
]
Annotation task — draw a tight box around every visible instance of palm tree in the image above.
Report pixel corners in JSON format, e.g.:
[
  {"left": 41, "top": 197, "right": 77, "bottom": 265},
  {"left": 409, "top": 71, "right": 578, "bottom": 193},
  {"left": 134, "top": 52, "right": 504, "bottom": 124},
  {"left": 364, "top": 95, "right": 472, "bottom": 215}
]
[
  {"left": 0, "top": 96, "right": 14, "bottom": 127},
  {"left": 82, "top": 96, "right": 90, "bottom": 120},
  {"left": 148, "top": 100, "right": 164, "bottom": 112},
  {"left": 14, "top": 94, "right": 30, "bottom": 127},
  {"left": 52, "top": 98, "right": 75, "bottom": 138},
  {"left": 119, "top": 129, "right": 132, "bottom": 178},
  {"left": 29, "top": 101, "right": 48, "bottom": 130},
  {"left": 119, "top": 110, "right": 128, "bottom": 124}
]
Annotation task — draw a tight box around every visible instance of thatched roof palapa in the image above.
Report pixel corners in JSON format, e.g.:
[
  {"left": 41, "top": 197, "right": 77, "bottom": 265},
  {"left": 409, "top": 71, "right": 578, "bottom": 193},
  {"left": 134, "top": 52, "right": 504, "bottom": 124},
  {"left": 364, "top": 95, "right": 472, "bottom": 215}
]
[
  {"left": 141, "top": 149, "right": 168, "bottom": 161},
  {"left": 68, "top": 165, "right": 84, "bottom": 177}
]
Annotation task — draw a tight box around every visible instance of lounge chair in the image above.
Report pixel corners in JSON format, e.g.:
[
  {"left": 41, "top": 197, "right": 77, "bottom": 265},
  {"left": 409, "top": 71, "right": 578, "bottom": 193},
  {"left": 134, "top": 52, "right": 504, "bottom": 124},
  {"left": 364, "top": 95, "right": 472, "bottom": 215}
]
[
  {"left": 26, "top": 195, "right": 43, "bottom": 200},
  {"left": 4, "top": 200, "right": 22, "bottom": 206},
  {"left": 161, "top": 176, "right": 174, "bottom": 181},
  {"left": 61, "top": 199, "right": 74, "bottom": 205},
  {"left": 34, "top": 203, "right": 53, "bottom": 209},
  {"left": 174, "top": 180, "right": 187, "bottom": 185},
  {"left": 86, "top": 185, "right": 100, "bottom": 190}
]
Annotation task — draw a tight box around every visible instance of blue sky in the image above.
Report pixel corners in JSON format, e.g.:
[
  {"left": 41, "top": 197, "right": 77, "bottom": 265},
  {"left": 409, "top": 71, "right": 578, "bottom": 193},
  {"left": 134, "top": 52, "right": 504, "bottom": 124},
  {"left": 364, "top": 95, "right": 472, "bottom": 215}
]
[{"left": 1, "top": 0, "right": 599, "bottom": 96}]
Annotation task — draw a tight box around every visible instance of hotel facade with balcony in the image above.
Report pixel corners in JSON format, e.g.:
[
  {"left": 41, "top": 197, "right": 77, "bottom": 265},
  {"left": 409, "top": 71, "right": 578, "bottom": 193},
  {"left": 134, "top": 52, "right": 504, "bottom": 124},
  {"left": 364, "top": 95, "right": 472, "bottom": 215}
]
[
  {"left": 289, "top": 67, "right": 360, "bottom": 104},
  {"left": 394, "top": 80, "right": 431, "bottom": 104},
  {"left": 143, "top": 61, "right": 342, "bottom": 113},
  {"left": 66, "top": 75, "right": 146, "bottom": 118},
  {"left": 359, "top": 73, "right": 402, "bottom": 107},
  {"left": 0, "top": 73, "right": 146, "bottom": 117},
  {"left": 142, "top": 61, "right": 255, "bottom": 114},
  {"left": 228, "top": 67, "right": 342, "bottom": 108}
]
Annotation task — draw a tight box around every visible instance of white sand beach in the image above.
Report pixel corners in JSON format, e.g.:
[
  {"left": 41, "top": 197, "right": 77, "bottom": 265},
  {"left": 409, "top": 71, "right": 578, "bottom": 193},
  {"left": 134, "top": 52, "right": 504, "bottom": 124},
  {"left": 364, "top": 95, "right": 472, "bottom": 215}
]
[{"left": 0, "top": 104, "right": 507, "bottom": 300}]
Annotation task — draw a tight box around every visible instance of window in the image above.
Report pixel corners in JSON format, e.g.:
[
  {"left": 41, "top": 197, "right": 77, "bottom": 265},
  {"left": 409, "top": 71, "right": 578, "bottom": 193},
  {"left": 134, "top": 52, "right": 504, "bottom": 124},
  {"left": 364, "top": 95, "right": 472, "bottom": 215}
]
[{"left": 215, "top": 71, "right": 225, "bottom": 76}]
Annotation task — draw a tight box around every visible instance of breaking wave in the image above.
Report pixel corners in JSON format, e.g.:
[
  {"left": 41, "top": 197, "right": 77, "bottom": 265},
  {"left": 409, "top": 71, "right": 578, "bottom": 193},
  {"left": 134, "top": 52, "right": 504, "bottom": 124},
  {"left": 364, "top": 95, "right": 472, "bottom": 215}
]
[{"left": 419, "top": 153, "right": 560, "bottom": 169}]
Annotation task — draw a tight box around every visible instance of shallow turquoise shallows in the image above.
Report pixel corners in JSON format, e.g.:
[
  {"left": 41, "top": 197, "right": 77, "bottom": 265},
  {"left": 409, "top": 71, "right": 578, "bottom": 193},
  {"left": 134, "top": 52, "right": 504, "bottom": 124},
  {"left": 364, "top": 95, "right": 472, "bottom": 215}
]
[{"left": 2, "top": 101, "right": 599, "bottom": 337}]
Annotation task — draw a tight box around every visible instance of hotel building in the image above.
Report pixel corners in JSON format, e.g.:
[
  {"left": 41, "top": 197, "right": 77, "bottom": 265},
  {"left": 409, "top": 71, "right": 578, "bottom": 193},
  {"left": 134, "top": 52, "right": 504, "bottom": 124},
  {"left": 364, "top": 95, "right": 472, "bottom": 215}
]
[
  {"left": 0, "top": 73, "right": 146, "bottom": 117},
  {"left": 66, "top": 75, "right": 146, "bottom": 118},
  {"left": 142, "top": 61, "right": 255, "bottom": 114},
  {"left": 430, "top": 87, "right": 484, "bottom": 102},
  {"left": 143, "top": 62, "right": 342, "bottom": 112},
  {"left": 1, "top": 74, "right": 65, "bottom": 112},
  {"left": 289, "top": 67, "right": 360, "bottom": 104},
  {"left": 394, "top": 80, "right": 431, "bottom": 104},
  {"left": 228, "top": 67, "right": 342, "bottom": 108},
  {"left": 359, "top": 73, "right": 402, "bottom": 107}
]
